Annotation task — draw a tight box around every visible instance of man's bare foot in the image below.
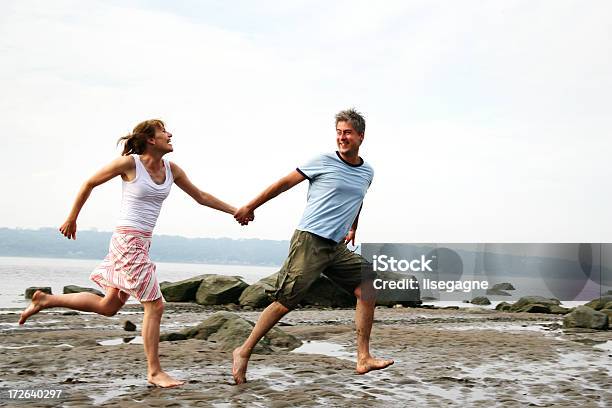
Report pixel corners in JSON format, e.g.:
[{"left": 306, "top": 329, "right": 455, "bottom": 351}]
[
  {"left": 147, "top": 371, "right": 184, "bottom": 388},
  {"left": 232, "top": 347, "right": 250, "bottom": 384},
  {"left": 19, "top": 290, "right": 48, "bottom": 325},
  {"left": 356, "top": 356, "right": 394, "bottom": 374}
]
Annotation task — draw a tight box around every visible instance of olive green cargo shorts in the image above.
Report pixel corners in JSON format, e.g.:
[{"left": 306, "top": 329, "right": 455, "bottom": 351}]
[{"left": 272, "top": 230, "right": 376, "bottom": 310}]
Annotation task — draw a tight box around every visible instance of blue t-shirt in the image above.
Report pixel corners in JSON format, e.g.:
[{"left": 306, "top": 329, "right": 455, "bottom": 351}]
[{"left": 296, "top": 151, "right": 374, "bottom": 243}]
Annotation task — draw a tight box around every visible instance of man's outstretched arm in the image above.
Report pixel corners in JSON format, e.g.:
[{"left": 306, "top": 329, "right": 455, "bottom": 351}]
[{"left": 235, "top": 170, "right": 306, "bottom": 224}]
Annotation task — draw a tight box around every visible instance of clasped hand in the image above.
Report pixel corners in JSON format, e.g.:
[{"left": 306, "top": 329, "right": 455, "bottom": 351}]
[{"left": 234, "top": 206, "right": 255, "bottom": 226}]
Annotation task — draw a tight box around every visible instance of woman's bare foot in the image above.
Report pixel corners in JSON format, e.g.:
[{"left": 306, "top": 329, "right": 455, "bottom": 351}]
[
  {"left": 232, "top": 347, "right": 250, "bottom": 384},
  {"left": 356, "top": 356, "right": 394, "bottom": 374},
  {"left": 147, "top": 371, "right": 184, "bottom": 388},
  {"left": 19, "top": 290, "right": 48, "bottom": 325}
]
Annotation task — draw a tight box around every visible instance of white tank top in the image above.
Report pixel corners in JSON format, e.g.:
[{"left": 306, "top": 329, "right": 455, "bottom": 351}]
[{"left": 116, "top": 154, "right": 173, "bottom": 232}]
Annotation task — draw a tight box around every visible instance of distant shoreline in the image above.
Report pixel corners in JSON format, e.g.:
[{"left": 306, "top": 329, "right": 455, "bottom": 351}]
[
  {"left": 0, "top": 254, "right": 283, "bottom": 268},
  {"left": 0, "top": 227, "right": 289, "bottom": 266}
]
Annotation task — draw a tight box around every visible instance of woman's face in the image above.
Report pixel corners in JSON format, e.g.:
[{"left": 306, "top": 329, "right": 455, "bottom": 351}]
[{"left": 150, "top": 126, "right": 173, "bottom": 153}]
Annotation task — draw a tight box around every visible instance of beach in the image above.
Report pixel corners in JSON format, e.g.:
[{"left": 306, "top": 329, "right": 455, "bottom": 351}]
[{"left": 1, "top": 303, "right": 610, "bottom": 407}]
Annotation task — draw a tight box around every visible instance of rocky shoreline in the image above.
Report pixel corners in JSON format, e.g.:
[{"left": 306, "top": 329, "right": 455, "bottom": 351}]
[{"left": 1, "top": 298, "right": 611, "bottom": 407}]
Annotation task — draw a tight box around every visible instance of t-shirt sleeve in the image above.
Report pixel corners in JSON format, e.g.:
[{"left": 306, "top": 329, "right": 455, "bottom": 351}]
[{"left": 296, "top": 155, "right": 326, "bottom": 180}]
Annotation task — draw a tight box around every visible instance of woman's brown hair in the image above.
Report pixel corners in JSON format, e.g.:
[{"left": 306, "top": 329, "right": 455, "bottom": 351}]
[{"left": 117, "top": 119, "right": 165, "bottom": 156}]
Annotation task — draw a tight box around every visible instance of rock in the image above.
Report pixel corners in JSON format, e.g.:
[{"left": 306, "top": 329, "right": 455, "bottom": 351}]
[
  {"left": 300, "top": 275, "right": 355, "bottom": 308},
  {"left": 375, "top": 271, "right": 421, "bottom": 307},
  {"left": 239, "top": 273, "right": 279, "bottom": 308},
  {"left": 491, "top": 282, "right": 515, "bottom": 291},
  {"left": 600, "top": 308, "right": 612, "bottom": 322},
  {"left": 63, "top": 285, "right": 103, "bottom": 297},
  {"left": 62, "top": 311, "right": 79, "bottom": 316},
  {"left": 486, "top": 288, "right": 512, "bottom": 296},
  {"left": 239, "top": 272, "right": 358, "bottom": 309},
  {"left": 495, "top": 302, "right": 512, "bottom": 312},
  {"left": 521, "top": 304, "right": 553, "bottom": 313},
  {"left": 471, "top": 296, "right": 491, "bottom": 305},
  {"left": 509, "top": 296, "right": 560, "bottom": 313},
  {"left": 161, "top": 275, "right": 211, "bottom": 302},
  {"left": 549, "top": 305, "right": 572, "bottom": 315},
  {"left": 122, "top": 320, "right": 136, "bottom": 332},
  {"left": 162, "top": 311, "right": 301, "bottom": 353},
  {"left": 159, "top": 332, "right": 187, "bottom": 342},
  {"left": 584, "top": 295, "right": 612, "bottom": 311},
  {"left": 25, "top": 287, "right": 52, "bottom": 299},
  {"left": 195, "top": 275, "right": 248, "bottom": 306},
  {"left": 563, "top": 306, "right": 608, "bottom": 330}
]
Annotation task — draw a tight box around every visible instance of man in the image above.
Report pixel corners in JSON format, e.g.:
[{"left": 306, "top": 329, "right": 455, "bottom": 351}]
[{"left": 233, "top": 108, "right": 393, "bottom": 384}]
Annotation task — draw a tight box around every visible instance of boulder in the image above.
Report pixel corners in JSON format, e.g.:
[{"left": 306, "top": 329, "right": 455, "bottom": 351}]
[
  {"left": 584, "top": 295, "right": 612, "bottom": 311},
  {"left": 490, "top": 282, "right": 516, "bottom": 291},
  {"left": 549, "top": 305, "right": 572, "bottom": 315},
  {"left": 195, "top": 275, "right": 248, "bottom": 305},
  {"left": 160, "top": 275, "right": 211, "bottom": 302},
  {"left": 63, "top": 285, "right": 103, "bottom": 297},
  {"left": 239, "top": 273, "right": 279, "bottom": 308},
  {"left": 374, "top": 271, "right": 421, "bottom": 307},
  {"left": 161, "top": 311, "right": 301, "bottom": 353},
  {"left": 486, "top": 288, "right": 512, "bottom": 296},
  {"left": 471, "top": 296, "right": 491, "bottom": 305},
  {"left": 563, "top": 306, "right": 608, "bottom": 330},
  {"left": 122, "top": 320, "right": 136, "bottom": 332},
  {"left": 495, "top": 302, "right": 512, "bottom": 312},
  {"left": 509, "top": 296, "right": 560, "bottom": 313},
  {"left": 600, "top": 308, "right": 612, "bottom": 322},
  {"left": 521, "top": 304, "right": 553, "bottom": 314},
  {"left": 300, "top": 275, "right": 355, "bottom": 308},
  {"left": 239, "top": 272, "right": 357, "bottom": 309},
  {"left": 159, "top": 332, "right": 187, "bottom": 342},
  {"left": 25, "top": 287, "right": 52, "bottom": 299}
]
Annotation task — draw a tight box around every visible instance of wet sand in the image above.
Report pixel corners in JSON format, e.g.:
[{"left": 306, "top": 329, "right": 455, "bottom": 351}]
[{"left": 0, "top": 304, "right": 610, "bottom": 407}]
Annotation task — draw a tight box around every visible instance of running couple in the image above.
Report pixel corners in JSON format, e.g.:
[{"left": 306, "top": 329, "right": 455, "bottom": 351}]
[{"left": 19, "top": 108, "right": 393, "bottom": 388}]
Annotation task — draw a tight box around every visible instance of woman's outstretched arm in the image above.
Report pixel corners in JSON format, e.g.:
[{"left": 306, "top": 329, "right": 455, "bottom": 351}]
[
  {"left": 60, "top": 156, "right": 135, "bottom": 239},
  {"left": 170, "top": 162, "right": 236, "bottom": 215}
]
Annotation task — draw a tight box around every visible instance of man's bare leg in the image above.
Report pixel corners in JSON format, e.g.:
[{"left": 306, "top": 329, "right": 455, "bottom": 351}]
[
  {"left": 232, "top": 301, "right": 290, "bottom": 384},
  {"left": 142, "top": 298, "right": 184, "bottom": 388},
  {"left": 19, "top": 288, "right": 125, "bottom": 324},
  {"left": 354, "top": 280, "right": 394, "bottom": 374}
]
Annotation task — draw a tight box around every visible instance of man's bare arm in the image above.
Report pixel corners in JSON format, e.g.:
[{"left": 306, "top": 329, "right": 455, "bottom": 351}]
[{"left": 234, "top": 170, "right": 306, "bottom": 224}]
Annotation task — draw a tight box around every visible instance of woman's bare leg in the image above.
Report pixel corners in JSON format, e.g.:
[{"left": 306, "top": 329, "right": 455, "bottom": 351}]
[
  {"left": 19, "top": 288, "right": 126, "bottom": 324},
  {"left": 142, "top": 298, "right": 184, "bottom": 388}
]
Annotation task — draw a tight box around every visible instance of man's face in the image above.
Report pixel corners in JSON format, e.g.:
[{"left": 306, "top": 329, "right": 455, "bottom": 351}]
[
  {"left": 336, "top": 120, "right": 363, "bottom": 155},
  {"left": 150, "top": 126, "right": 173, "bottom": 153}
]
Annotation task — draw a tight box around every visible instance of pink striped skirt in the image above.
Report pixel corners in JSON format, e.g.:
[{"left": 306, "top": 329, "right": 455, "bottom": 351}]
[{"left": 90, "top": 227, "right": 162, "bottom": 302}]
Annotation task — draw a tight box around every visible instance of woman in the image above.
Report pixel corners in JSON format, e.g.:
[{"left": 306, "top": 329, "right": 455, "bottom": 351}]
[{"left": 19, "top": 119, "right": 239, "bottom": 387}]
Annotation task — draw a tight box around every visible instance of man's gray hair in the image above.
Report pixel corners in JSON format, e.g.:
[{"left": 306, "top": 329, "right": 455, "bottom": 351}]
[{"left": 335, "top": 108, "right": 366, "bottom": 134}]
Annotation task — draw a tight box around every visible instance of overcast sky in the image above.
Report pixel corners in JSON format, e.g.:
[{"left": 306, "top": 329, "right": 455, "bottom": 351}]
[{"left": 2, "top": 0, "right": 611, "bottom": 243}]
